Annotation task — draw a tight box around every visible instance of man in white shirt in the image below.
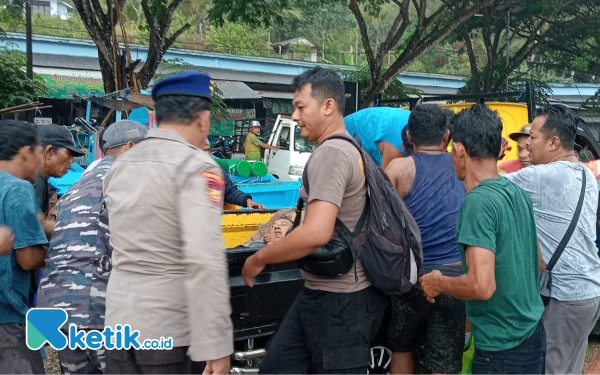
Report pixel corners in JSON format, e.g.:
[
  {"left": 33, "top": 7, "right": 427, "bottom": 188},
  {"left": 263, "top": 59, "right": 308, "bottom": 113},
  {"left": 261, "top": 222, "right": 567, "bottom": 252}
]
[{"left": 505, "top": 105, "right": 600, "bottom": 374}]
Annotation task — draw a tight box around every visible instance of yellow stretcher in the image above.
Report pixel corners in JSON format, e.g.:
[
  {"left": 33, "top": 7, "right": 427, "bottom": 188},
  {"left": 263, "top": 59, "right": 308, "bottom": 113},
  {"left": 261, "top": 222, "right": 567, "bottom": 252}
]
[{"left": 222, "top": 209, "right": 277, "bottom": 248}]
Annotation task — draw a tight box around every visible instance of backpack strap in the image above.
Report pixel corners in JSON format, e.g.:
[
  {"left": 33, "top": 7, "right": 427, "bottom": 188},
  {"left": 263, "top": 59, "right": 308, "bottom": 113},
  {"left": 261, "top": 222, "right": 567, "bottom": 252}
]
[
  {"left": 318, "top": 133, "right": 370, "bottom": 237},
  {"left": 546, "top": 168, "right": 587, "bottom": 271},
  {"left": 293, "top": 133, "right": 369, "bottom": 238}
]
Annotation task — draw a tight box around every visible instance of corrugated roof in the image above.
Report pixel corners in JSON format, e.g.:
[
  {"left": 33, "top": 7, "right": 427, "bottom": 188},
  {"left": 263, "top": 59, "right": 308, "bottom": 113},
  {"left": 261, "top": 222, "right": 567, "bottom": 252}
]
[
  {"left": 272, "top": 37, "right": 316, "bottom": 47},
  {"left": 32, "top": 53, "right": 100, "bottom": 70},
  {"left": 213, "top": 80, "right": 262, "bottom": 100},
  {"left": 258, "top": 91, "right": 295, "bottom": 100},
  {"left": 407, "top": 86, "right": 460, "bottom": 95},
  {"left": 31, "top": 52, "right": 295, "bottom": 87},
  {"left": 163, "top": 66, "right": 295, "bottom": 85}
]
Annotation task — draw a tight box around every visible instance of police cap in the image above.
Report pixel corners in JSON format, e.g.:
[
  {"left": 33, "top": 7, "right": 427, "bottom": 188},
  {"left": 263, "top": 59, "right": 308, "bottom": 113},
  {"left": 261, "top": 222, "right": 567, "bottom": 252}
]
[{"left": 151, "top": 71, "right": 212, "bottom": 102}]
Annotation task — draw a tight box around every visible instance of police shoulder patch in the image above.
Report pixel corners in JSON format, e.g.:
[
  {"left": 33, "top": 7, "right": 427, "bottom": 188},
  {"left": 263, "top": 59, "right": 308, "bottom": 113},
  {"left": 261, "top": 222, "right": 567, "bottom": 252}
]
[{"left": 202, "top": 171, "right": 225, "bottom": 206}]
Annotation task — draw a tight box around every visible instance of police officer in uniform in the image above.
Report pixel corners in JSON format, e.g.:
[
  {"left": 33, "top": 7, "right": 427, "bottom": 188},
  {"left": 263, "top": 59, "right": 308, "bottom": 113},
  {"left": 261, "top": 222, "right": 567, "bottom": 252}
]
[{"left": 102, "top": 71, "right": 233, "bottom": 374}]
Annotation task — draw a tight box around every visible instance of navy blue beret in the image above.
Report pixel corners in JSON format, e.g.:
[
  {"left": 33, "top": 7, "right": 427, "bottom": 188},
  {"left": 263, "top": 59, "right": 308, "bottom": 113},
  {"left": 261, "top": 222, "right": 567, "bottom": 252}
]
[{"left": 151, "top": 71, "right": 212, "bottom": 102}]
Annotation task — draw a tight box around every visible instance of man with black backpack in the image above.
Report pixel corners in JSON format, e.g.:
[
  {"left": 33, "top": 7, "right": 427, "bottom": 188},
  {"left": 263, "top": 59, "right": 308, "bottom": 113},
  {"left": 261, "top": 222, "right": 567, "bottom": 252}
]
[
  {"left": 420, "top": 104, "right": 546, "bottom": 374},
  {"left": 242, "top": 67, "right": 405, "bottom": 374}
]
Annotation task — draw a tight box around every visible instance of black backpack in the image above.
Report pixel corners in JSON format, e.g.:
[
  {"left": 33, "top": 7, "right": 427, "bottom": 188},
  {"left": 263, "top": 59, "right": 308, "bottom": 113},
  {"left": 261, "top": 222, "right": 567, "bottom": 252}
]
[{"left": 300, "top": 134, "right": 423, "bottom": 295}]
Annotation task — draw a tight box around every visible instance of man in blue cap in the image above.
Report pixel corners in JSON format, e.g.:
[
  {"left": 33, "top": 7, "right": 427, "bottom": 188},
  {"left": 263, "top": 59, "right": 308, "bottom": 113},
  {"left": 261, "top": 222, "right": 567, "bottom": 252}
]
[
  {"left": 102, "top": 71, "right": 233, "bottom": 374},
  {"left": 344, "top": 106, "right": 411, "bottom": 169}
]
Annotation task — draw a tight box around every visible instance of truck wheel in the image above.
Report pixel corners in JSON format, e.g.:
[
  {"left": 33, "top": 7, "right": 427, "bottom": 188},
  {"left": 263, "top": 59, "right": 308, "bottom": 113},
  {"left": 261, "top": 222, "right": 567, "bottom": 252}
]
[{"left": 368, "top": 346, "right": 392, "bottom": 374}]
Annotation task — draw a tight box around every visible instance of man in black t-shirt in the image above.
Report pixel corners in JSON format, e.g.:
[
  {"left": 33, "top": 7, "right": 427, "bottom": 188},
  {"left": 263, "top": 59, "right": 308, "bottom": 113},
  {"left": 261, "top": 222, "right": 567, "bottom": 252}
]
[
  {"left": 30, "top": 125, "right": 84, "bottom": 308},
  {"left": 34, "top": 125, "right": 84, "bottom": 237}
]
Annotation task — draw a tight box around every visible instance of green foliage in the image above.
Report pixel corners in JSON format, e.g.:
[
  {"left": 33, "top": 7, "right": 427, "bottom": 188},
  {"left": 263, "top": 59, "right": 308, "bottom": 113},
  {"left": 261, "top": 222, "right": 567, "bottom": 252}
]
[
  {"left": 270, "top": 1, "right": 357, "bottom": 65},
  {"left": 0, "top": 12, "right": 92, "bottom": 39},
  {"left": 205, "top": 22, "right": 274, "bottom": 57},
  {"left": 288, "top": 41, "right": 312, "bottom": 60},
  {"left": 458, "top": 65, "right": 553, "bottom": 104},
  {"left": 539, "top": 1, "right": 600, "bottom": 82},
  {"left": 0, "top": 43, "right": 48, "bottom": 108},
  {"left": 209, "top": 0, "right": 334, "bottom": 28},
  {"left": 158, "top": 58, "right": 229, "bottom": 119},
  {"left": 583, "top": 89, "right": 600, "bottom": 116},
  {"left": 339, "top": 63, "right": 420, "bottom": 108}
]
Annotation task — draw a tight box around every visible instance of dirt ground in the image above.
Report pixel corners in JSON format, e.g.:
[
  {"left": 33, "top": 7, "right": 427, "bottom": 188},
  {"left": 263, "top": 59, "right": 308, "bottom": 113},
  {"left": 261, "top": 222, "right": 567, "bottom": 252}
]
[
  {"left": 43, "top": 346, "right": 61, "bottom": 375},
  {"left": 585, "top": 337, "right": 600, "bottom": 373}
]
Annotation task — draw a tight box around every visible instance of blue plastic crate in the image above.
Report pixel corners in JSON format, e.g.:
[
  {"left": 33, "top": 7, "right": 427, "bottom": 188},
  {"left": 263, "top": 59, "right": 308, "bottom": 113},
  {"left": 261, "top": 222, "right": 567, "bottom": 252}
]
[{"left": 236, "top": 180, "right": 301, "bottom": 209}]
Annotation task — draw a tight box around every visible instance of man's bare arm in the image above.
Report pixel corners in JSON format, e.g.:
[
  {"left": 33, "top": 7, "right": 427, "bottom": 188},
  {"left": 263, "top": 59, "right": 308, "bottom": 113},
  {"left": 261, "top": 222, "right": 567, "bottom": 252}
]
[
  {"left": 48, "top": 192, "right": 58, "bottom": 221},
  {"left": 538, "top": 242, "right": 546, "bottom": 272},
  {"left": 380, "top": 141, "right": 405, "bottom": 170},
  {"left": 15, "top": 245, "right": 47, "bottom": 270},
  {"left": 421, "top": 246, "right": 496, "bottom": 301},
  {"left": 0, "top": 227, "right": 14, "bottom": 255},
  {"left": 259, "top": 141, "right": 279, "bottom": 150},
  {"left": 384, "top": 157, "right": 415, "bottom": 198},
  {"left": 38, "top": 212, "right": 55, "bottom": 237}
]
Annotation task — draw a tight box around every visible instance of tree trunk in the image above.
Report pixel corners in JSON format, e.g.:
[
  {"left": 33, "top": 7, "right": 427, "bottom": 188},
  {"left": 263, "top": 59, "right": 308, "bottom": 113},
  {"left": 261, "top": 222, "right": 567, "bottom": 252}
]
[
  {"left": 462, "top": 29, "right": 480, "bottom": 93},
  {"left": 354, "top": 34, "right": 359, "bottom": 66},
  {"left": 356, "top": 0, "right": 515, "bottom": 107},
  {"left": 99, "top": 52, "right": 117, "bottom": 94}
]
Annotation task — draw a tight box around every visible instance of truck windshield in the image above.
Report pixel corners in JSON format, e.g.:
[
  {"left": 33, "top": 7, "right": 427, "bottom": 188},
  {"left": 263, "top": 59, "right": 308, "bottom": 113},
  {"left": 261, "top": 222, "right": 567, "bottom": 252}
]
[{"left": 294, "top": 126, "right": 316, "bottom": 153}]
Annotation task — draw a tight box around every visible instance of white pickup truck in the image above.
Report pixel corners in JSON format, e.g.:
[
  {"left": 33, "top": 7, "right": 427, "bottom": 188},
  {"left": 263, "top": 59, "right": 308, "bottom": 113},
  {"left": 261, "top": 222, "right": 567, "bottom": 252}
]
[{"left": 263, "top": 115, "right": 316, "bottom": 181}]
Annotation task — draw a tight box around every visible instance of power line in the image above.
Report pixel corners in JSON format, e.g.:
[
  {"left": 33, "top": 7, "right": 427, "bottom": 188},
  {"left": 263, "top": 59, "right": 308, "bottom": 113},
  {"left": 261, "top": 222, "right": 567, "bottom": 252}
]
[
  {"left": 0, "top": 21, "right": 533, "bottom": 58},
  {"left": 1, "top": 22, "right": 577, "bottom": 77}
]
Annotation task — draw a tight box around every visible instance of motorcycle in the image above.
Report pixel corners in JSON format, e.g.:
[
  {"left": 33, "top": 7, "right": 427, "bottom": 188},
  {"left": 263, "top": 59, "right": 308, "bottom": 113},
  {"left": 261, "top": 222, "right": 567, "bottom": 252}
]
[{"left": 211, "top": 136, "right": 234, "bottom": 159}]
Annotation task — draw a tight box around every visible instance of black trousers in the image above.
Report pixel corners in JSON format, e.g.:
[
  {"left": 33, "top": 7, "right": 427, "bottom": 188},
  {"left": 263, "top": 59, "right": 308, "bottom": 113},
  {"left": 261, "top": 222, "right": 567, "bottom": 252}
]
[
  {"left": 472, "top": 319, "right": 546, "bottom": 374},
  {"left": 105, "top": 347, "right": 206, "bottom": 374},
  {"left": 259, "top": 286, "right": 388, "bottom": 374},
  {"left": 0, "top": 323, "right": 45, "bottom": 374}
]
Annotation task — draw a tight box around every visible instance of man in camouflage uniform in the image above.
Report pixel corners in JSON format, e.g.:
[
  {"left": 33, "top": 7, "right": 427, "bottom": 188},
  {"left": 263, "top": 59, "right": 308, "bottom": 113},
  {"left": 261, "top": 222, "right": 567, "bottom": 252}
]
[{"left": 37, "top": 120, "right": 148, "bottom": 374}]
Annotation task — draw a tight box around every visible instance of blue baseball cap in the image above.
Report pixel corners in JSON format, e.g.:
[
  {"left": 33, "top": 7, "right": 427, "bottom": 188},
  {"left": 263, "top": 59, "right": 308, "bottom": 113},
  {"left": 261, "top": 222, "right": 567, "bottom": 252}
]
[{"left": 151, "top": 71, "right": 212, "bottom": 102}]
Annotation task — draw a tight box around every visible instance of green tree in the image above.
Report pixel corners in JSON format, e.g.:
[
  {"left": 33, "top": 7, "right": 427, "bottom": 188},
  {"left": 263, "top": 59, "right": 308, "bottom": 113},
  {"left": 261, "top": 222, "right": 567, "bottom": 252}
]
[
  {"left": 209, "top": 0, "right": 521, "bottom": 106},
  {"left": 537, "top": 0, "right": 599, "bottom": 81},
  {"left": 340, "top": 63, "right": 419, "bottom": 108},
  {"left": 157, "top": 58, "right": 229, "bottom": 119},
  {"left": 72, "top": 0, "right": 192, "bottom": 93},
  {"left": 269, "top": 1, "right": 358, "bottom": 65},
  {"left": 0, "top": 0, "right": 24, "bottom": 36},
  {"left": 205, "top": 22, "right": 274, "bottom": 57},
  {"left": 0, "top": 44, "right": 48, "bottom": 108},
  {"left": 456, "top": 0, "right": 585, "bottom": 94}
]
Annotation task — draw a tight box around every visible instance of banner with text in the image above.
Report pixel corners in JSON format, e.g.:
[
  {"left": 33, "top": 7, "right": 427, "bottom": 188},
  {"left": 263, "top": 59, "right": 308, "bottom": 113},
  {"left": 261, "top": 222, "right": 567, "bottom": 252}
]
[{"left": 39, "top": 74, "right": 105, "bottom": 99}]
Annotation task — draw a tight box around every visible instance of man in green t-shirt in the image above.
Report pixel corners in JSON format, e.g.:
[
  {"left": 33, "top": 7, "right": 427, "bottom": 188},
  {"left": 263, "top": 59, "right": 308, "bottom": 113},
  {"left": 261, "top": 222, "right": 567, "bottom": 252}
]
[
  {"left": 244, "top": 121, "right": 279, "bottom": 160},
  {"left": 421, "top": 104, "right": 546, "bottom": 374}
]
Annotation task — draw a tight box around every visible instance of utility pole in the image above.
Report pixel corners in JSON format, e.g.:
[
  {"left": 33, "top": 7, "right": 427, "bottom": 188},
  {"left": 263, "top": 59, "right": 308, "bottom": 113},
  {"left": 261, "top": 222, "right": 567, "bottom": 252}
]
[
  {"left": 505, "top": 10, "right": 510, "bottom": 93},
  {"left": 25, "top": 0, "right": 34, "bottom": 123}
]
